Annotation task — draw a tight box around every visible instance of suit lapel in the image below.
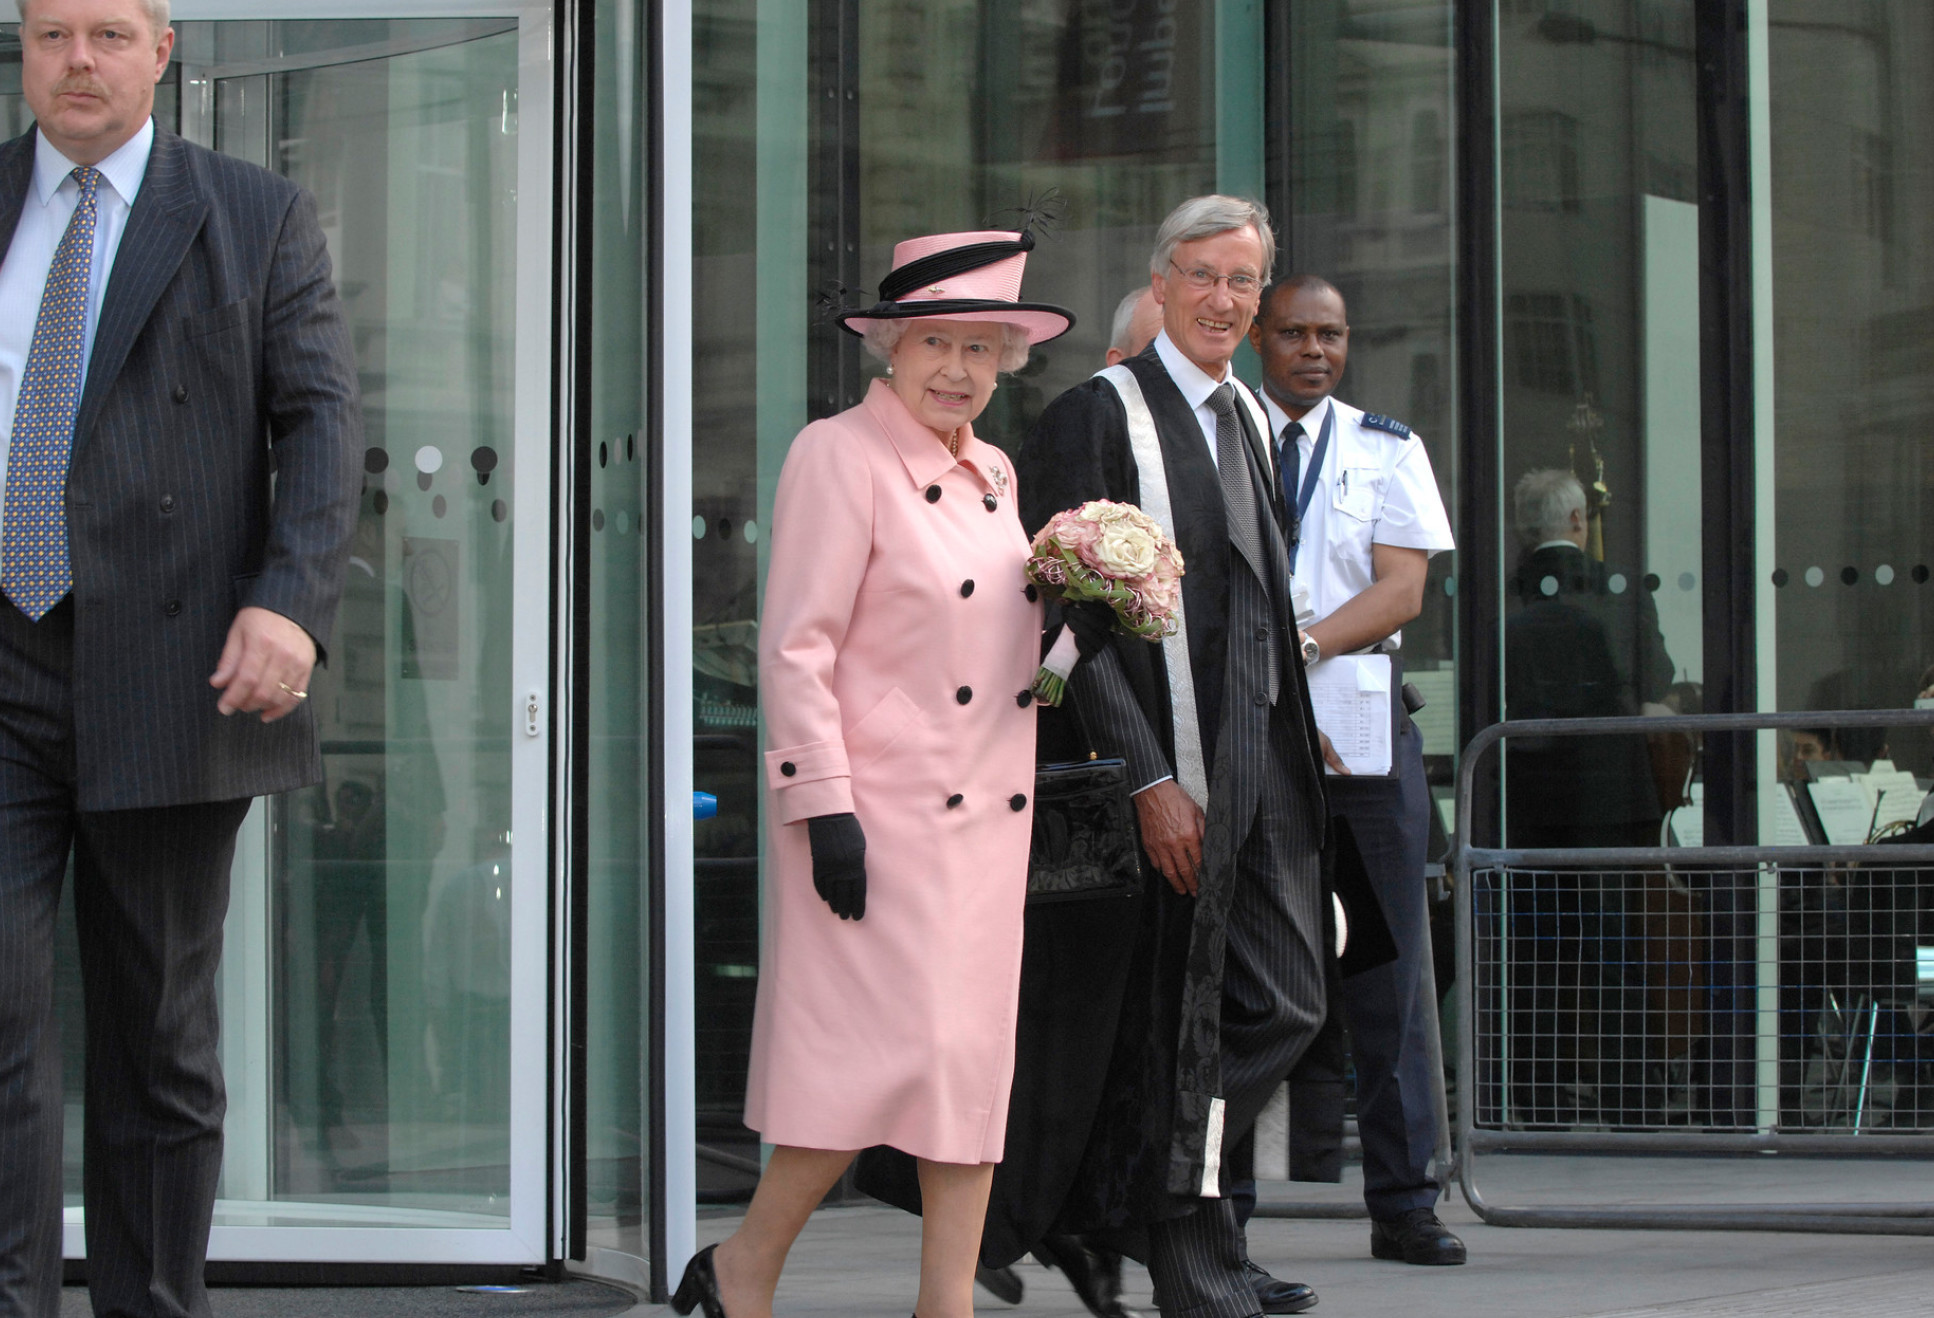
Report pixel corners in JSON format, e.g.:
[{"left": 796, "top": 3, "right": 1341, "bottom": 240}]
[
  {"left": 0, "top": 131, "right": 36, "bottom": 261},
  {"left": 76, "top": 128, "right": 209, "bottom": 452}
]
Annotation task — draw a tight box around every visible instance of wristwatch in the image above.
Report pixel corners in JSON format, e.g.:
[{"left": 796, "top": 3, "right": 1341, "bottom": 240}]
[{"left": 1299, "top": 632, "right": 1321, "bottom": 667}]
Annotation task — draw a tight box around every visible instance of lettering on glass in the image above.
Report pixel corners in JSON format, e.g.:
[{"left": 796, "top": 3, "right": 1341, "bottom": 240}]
[{"left": 1048, "top": 0, "right": 1205, "bottom": 161}]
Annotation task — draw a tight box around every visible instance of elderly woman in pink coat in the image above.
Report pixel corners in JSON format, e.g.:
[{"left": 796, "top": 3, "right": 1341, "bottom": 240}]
[{"left": 672, "top": 232, "right": 1073, "bottom": 1318}]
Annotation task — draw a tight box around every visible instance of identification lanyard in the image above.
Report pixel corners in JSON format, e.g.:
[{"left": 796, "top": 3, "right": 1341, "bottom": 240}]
[
  {"left": 1291, "top": 404, "right": 1338, "bottom": 522},
  {"left": 1276, "top": 400, "right": 1338, "bottom": 565}
]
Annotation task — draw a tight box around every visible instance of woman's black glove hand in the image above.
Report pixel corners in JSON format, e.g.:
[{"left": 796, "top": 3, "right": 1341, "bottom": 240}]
[
  {"left": 806, "top": 813, "right": 867, "bottom": 920},
  {"left": 1062, "top": 599, "right": 1119, "bottom": 659}
]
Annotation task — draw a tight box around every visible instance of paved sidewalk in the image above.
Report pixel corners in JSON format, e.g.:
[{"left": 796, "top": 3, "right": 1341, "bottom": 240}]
[
  {"left": 619, "top": 1156, "right": 1934, "bottom": 1318},
  {"left": 51, "top": 1156, "right": 1934, "bottom": 1317}
]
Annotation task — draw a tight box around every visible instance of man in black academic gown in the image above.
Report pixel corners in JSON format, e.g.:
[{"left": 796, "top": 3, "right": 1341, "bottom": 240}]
[{"left": 1010, "top": 194, "right": 1334, "bottom": 1318}]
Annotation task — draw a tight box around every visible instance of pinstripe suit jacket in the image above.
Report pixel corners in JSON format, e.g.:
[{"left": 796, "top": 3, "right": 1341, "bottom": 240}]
[
  {"left": 1018, "top": 345, "right": 1328, "bottom": 1213},
  {"left": 0, "top": 125, "right": 362, "bottom": 810}
]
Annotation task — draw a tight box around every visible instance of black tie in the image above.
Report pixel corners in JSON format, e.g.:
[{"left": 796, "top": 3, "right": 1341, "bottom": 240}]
[
  {"left": 1279, "top": 421, "right": 1306, "bottom": 568},
  {"left": 1279, "top": 421, "right": 1305, "bottom": 513}
]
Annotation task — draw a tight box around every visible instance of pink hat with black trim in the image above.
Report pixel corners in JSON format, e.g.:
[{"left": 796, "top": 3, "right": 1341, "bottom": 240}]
[{"left": 835, "top": 229, "right": 1075, "bottom": 345}]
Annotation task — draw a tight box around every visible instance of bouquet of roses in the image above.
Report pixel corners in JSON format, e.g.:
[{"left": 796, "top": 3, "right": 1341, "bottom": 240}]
[{"left": 1025, "top": 500, "right": 1186, "bottom": 707}]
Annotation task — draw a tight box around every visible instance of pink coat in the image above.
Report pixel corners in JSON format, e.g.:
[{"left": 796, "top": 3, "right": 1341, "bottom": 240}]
[{"left": 745, "top": 380, "right": 1043, "bottom": 1164}]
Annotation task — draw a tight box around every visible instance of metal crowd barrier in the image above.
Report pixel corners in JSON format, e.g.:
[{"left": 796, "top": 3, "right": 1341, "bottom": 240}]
[{"left": 1454, "top": 708, "right": 1934, "bottom": 1234}]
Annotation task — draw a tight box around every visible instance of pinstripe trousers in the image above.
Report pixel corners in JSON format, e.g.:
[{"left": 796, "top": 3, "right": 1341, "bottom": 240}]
[
  {"left": 1146, "top": 571, "right": 1327, "bottom": 1318},
  {"left": 0, "top": 598, "right": 249, "bottom": 1318}
]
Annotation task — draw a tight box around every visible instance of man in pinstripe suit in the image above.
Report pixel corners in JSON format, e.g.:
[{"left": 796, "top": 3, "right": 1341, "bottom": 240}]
[
  {"left": 0, "top": 2, "right": 361, "bottom": 1314},
  {"left": 1018, "top": 196, "right": 1334, "bottom": 1318}
]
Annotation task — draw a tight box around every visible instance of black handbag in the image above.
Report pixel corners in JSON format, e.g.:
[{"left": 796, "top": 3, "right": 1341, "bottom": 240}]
[{"left": 1026, "top": 755, "right": 1143, "bottom": 904}]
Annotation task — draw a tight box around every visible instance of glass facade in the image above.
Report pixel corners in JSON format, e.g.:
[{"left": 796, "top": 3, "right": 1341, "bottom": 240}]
[
  {"left": 3, "top": 0, "right": 1929, "bottom": 1283},
  {"left": 1487, "top": 0, "right": 1709, "bottom": 1129},
  {"left": 253, "top": 19, "right": 525, "bottom": 1223},
  {"left": 1763, "top": 0, "right": 1934, "bottom": 1132},
  {"left": 1273, "top": 0, "right": 1459, "bottom": 793},
  {"left": 1768, "top": 0, "right": 1933, "bottom": 767},
  {"left": 685, "top": 0, "right": 1933, "bottom": 1191},
  {"left": 582, "top": 0, "right": 655, "bottom": 1259},
  {"left": 7, "top": 8, "right": 552, "bottom": 1254}
]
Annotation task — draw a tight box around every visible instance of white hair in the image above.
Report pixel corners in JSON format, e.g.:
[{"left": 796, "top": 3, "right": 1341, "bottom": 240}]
[
  {"left": 1149, "top": 195, "right": 1276, "bottom": 280},
  {"left": 860, "top": 318, "right": 1030, "bottom": 373},
  {"left": 1108, "top": 287, "right": 1148, "bottom": 355},
  {"left": 1513, "top": 468, "right": 1586, "bottom": 544},
  {"left": 16, "top": 0, "right": 172, "bottom": 32}
]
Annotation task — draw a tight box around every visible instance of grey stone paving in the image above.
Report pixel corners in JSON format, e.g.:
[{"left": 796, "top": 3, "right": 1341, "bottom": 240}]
[
  {"left": 1581, "top": 1272, "right": 1934, "bottom": 1318},
  {"left": 49, "top": 1157, "right": 1934, "bottom": 1317},
  {"left": 619, "top": 1156, "right": 1934, "bottom": 1318}
]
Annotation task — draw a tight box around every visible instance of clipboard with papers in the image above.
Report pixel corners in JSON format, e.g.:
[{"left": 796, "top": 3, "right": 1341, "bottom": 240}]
[{"left": 1305, "top": 653, "right": 1397, "bottom": 777}]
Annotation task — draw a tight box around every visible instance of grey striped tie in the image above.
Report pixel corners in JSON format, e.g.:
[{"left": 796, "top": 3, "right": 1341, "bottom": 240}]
[{"left": 1207, "top": 383, "right": 1280, "bottom": 704}]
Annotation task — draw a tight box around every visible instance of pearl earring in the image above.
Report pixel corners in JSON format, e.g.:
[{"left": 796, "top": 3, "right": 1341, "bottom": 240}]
[{"left": 886, "top": 362, "right": 895, "bottom": 378}]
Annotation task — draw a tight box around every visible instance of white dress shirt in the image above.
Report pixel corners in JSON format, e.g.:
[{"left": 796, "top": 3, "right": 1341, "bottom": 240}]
[
  {"left": 1153, "top": 329, "right": 1233, "bottom": 468},
  {"left": 1262, "top": 390, "right": 1454, "bottom": 650},
  {"left": 0, "top": 120, "right": 155, "bottom": 530}
]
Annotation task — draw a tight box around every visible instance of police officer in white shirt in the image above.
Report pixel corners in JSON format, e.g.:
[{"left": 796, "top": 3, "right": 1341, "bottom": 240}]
[{"left": 1249, "top": 275, "right": 1464, "bottom": 1265}]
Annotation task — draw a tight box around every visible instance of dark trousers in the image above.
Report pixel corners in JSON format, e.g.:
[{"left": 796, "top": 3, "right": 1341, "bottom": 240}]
[
  {"left": 1147, "top": 730, "right": 1325, "bottom": 1318},
  {"left": 1326, "top": 717, "right": 1440, "bottom": 1217},
  {"left": 0, "top": 599, "right": 250, "bottom": 1318},
  {"left": 1501, "top": 820, "right": 1657, "bottom": 1125}
]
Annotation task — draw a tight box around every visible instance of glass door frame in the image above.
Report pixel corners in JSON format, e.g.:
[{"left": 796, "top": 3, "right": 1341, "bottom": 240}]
[
  {"left": 552, "top": 0, "right": 696, "bottom": 1295},
  {"left": 54, "top": 0, "right": 560, "bottom": 1268}
]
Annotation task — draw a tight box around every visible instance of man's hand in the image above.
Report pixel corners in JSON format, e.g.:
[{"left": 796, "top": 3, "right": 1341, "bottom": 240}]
[
  {"left": 1319, "top": 730, "right": 1351, "bottom": 775},
  {"left": 1135, "top": 779, "right": 1206, "bottom": 897},
  {"left": 211, "top": 606, "right": 317, "bottom": 722}
]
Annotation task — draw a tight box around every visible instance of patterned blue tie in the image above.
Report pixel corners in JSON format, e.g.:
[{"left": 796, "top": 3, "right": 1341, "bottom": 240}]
[{"left": 3, "top": 166, "right": 100, "bottom": 620}]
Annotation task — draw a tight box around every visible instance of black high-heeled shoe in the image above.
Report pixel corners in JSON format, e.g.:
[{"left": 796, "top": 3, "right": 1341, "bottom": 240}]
[{"left": 670, "top": 1243, "right": 726, "bottom": 1317}]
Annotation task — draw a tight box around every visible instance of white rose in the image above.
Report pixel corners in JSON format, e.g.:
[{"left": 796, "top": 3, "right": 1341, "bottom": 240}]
[
  {"left": 1081, "top": 500, "right": 1133, "bottom": 523},
  {"left": 1095, "top": 522, "right": 1158, "bottom": 577}
]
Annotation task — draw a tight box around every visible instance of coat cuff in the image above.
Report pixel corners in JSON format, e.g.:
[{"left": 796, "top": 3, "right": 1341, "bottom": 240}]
[{"left": 764, "top": 740, "right": 854, "bottom": 822}]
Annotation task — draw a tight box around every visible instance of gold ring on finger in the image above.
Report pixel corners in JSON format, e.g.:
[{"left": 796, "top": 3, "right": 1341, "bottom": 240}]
[{"left": 278, "top": 682, "right": 309, "bottom": 701}]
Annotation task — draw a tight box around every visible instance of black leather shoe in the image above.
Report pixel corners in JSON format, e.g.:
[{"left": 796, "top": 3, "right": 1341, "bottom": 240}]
[
  {"left": 1034, "top": 1232, "right": 1133, "bottom": 1318},
  {"left": 1370, "top": 1208, "right": 1468, "bottom": 1265},
  {"left": 976, "top": 1263, "right": 1025, "bottom": 1305},
  {"left": 1246, "top": 1258, "right": 1318, "bottom": 1314},
  {"left": 670, "top": 1243, "right": 727, "bottom": 1317}
]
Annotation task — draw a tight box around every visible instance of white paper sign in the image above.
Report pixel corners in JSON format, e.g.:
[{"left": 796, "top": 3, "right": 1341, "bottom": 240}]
[{"left": 1307, "top": 654, "right": 1393, "bottom": 776}]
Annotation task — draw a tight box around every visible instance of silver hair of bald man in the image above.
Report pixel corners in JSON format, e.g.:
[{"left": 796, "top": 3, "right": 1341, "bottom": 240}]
[
  {"left": 16, "top": 0, "right": 172, "bottom": 29},
  {"left": 1149, "top": 194, "right": 1277, "bottom": 281},
  {"left": 1108, "top": 287, "right": 1149, "bottom": 355},
  {"left": 1513, "top": 468, "right": 1586, "bottom": 544}
]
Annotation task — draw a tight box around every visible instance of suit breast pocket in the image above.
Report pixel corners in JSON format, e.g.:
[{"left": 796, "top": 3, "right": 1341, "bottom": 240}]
[{"left": 184, "top": 299, "right": 251, "bottom": 341}]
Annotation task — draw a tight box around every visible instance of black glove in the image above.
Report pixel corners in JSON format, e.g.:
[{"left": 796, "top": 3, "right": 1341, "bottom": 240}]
[
  {"left": 807, "top": 812, "right": 867, "bottom": 920},
  {"left": 1061, "top": 599, "right": 1118, "bottom": 660}
]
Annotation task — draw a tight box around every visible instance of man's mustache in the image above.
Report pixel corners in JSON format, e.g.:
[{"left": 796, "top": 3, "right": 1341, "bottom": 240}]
[{"left": 52, "top": 77, "right": 110, "bottom": 99}]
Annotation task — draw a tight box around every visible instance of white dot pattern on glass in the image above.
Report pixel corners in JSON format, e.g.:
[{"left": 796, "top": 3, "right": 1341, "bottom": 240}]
[{"left": 1, "top": 167, "right": 101, "bottom": 619}]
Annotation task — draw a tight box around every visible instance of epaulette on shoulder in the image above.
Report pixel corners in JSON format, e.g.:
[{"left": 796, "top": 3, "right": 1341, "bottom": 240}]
[{"left": 1361, "top": 413, "right": 1412, "bottom": 438}]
